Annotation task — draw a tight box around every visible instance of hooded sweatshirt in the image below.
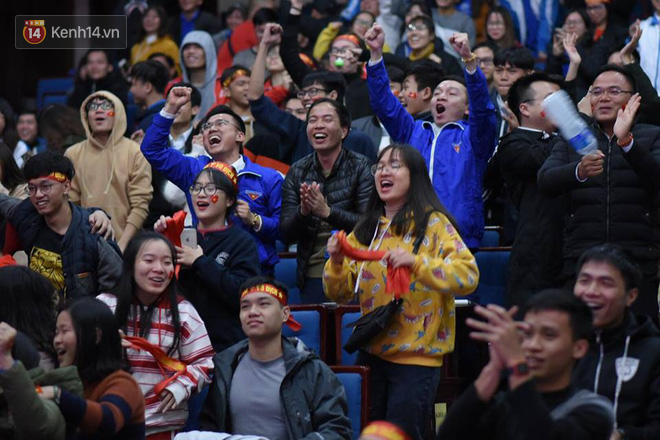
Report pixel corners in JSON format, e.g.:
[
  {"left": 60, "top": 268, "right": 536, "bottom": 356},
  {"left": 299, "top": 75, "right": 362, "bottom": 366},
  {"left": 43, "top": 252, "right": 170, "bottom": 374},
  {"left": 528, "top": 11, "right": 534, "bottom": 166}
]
[
  {"left": 65, "top": 91, "right": 152, "bottom": 240},
  {"left": 574, "top": 311, "right": 660, "bottom": 439},
  {"left": 180, "top": 31, "right": 220, "bottom": 122}
]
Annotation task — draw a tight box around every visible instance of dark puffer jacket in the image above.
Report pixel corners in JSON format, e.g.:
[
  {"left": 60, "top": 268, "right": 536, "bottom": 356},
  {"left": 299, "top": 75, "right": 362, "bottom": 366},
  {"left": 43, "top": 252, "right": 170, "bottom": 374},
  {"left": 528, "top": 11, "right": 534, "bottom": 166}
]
[
  {"left": 280, "top": 148, "right": 374, "bottom": 287},
  {"left": 538, "top": 121, "right": 660, "bottom": 276}
]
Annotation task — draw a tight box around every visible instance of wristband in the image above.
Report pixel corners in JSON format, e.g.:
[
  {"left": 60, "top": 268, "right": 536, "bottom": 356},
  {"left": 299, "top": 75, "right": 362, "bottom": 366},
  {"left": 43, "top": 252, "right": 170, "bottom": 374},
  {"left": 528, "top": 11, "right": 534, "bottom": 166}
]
[
  {"left": 616, "top": 132, "right": 633, "bottom": 147},
  {"left": 461, "top": 52, "right": 477, "bottom": 64},
  {"left": 506, "top": 360, "right": 530, "bottom": 377}
]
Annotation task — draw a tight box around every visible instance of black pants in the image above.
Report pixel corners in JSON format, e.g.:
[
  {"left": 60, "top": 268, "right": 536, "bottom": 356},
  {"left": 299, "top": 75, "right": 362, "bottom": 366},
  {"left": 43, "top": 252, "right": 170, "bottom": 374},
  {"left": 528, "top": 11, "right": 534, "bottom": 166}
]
[{"left": 357, "top": 351, "right": 442, "bottom": 440}]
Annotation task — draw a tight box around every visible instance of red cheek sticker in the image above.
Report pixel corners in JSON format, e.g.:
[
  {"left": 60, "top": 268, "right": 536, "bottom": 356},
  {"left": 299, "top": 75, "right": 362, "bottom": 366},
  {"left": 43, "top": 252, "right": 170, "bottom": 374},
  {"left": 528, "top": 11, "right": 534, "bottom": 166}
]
[
  {"left": 210, "top": 195, "right": 219, "bottom": 204},
  {"left": 167, "top": 271, "right": 174, "bottom": 280},
  {"left": 107, "top": 111, "right": 115, "bottom": 117},
  {"left": 407, "top": 92, "right": 418, "bottom": 99},
  {"left": 621, "top": 103, "right": 627, "bottom": 111},
  {"left": 540, "top": 111, "right": 546, "bottom": 118}
]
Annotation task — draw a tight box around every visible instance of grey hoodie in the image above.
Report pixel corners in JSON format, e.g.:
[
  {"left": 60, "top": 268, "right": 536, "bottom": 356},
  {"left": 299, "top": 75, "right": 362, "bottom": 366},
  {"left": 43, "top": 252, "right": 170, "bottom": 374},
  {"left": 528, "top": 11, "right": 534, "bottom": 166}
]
[{"left": 180, "top": 31, "right": 218, "bottom": 122}]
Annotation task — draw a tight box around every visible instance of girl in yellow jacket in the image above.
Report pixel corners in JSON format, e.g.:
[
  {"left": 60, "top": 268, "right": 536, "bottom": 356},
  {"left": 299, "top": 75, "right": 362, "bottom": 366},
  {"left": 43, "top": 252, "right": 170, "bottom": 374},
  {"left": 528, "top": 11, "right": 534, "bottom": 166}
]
[{"left": 324, "top": 143, "right": 479, "bottom": 440}]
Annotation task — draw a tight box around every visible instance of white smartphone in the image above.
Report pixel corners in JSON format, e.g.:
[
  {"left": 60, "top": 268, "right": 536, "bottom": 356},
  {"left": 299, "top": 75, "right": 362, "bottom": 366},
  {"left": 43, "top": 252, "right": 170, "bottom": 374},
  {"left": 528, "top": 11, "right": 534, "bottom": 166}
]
[{"left": 180, "top": 228, "right": 197, "bottom": 248}]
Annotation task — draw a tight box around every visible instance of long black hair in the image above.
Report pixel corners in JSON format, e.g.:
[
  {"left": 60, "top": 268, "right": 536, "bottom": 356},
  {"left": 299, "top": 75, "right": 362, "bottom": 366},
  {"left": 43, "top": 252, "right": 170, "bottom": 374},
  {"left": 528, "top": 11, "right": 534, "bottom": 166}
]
[
  {"left": 63, "top": 297, "right": 127, "bottom": 383},
  {"left": 193, "top": 167, "right": 238, "bottom": 218},
  {"left": 353, "top": 144, "right": 458, "bottom": 246},
  {"left": 111, "top": 231, "right": 182, "bottom": 356},
  {"left": 0, "top": 141, "right": 25, "bottom": 191},
  {"left": 0, "top": 266, "right": 56, "bottom": 358}
]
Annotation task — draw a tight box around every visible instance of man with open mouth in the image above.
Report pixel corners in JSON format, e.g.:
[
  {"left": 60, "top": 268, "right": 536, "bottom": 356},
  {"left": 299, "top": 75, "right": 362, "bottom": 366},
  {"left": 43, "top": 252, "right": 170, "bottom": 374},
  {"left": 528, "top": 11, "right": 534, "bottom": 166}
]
[{"left": 365, "top": 24, "right": 497, "bottom": 250}]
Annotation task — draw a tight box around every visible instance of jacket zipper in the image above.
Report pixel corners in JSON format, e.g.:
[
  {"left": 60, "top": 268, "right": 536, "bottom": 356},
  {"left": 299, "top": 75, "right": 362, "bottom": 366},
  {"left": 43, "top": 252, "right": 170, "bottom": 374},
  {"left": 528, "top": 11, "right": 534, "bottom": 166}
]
[
  {"left": 606, "top": 140, "right": 612, "bottom": 242},
  {"left": 593, "top": 332, "right": 604, "bottom": 393}
]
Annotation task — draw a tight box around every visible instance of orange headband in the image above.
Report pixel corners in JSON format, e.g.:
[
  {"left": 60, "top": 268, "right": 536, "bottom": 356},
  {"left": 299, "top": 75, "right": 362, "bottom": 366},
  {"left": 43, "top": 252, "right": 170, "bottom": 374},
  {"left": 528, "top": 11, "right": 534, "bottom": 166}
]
[
  {"left": 360, "top": 422, "right": 411, "bottom": 440},
  {"left": 45, "top": 172, "right": 67, "bottom": 182},
  {"left": 222, "top": 69, "right": 249, "bottom": 88},
  {"left": 203, "top": 162, "right": 238, "bottom": 189},
  {"left": 334, "top": 34, "right": 361, "bottom": 48},
  {"left": 241, "top": 283, "right": 302, "bottom": 331}
]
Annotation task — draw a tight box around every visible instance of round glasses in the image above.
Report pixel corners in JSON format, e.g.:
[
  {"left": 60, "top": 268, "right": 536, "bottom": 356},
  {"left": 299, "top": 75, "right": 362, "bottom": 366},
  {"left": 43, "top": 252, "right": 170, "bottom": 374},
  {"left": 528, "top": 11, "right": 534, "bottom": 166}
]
[
  {"left": 370, "top": 162, "right": 403, "bottom": 175},
  {"left": 189, "top": 183, "right": 220, "bottom": 196}
]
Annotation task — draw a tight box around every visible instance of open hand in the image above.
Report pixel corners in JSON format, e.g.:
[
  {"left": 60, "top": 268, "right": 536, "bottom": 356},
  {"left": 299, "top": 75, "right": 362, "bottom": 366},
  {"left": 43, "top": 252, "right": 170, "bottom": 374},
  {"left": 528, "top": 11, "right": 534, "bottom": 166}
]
[
  {"left": 563, "top": 32, "right": 581, "bottom": 65},
  {"left": 613, "top": 93, "right": 641, "bottom": 140}
]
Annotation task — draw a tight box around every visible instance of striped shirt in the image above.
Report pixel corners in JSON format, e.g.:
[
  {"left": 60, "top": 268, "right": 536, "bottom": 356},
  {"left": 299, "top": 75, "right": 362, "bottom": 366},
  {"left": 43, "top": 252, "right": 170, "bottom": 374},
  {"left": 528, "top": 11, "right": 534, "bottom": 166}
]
[{"left": 98, "top": 293, "right": 214, "bottom": 436}]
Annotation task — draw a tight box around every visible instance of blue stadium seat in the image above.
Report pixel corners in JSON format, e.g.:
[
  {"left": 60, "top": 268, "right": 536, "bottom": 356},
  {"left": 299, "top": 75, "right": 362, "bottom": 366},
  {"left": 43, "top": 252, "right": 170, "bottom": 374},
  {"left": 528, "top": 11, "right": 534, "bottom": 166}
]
[
  {"left": 36, "top": 77, "right": 74, "bottom": 110},
  {"left": 274, "top": 257, "right": 301, "bottom": 305},
  {"left": 282, "top": 306, "right": 326, "bottom": 359},
  {"left": 181, "top": 383, "right": 210, "bottom": 432},
  {"left": 473, "top": 250, "right": 510, "bottom": 306},
  {"left": 335, "top": 306, "right": 362, "bottom": 365},
  {"left": 331, "top": 366, "right": 370, "bottom": 439},
  {"left": 480, "top": 229, "right": 500, "bottom": 247}
]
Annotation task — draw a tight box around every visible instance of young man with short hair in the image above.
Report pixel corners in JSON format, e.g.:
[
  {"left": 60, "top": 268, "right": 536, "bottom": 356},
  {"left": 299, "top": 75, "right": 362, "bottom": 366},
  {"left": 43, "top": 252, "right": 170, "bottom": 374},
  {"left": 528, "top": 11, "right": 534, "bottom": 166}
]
[
  {"left": 130, "top": 60, "right": 170, "bottom": 133},
  {"left": 574, "top": 244, "right": 660, "bottom": 440},
  {"left": 498, "top": 72, "right": 565, "bottom": 306},
  {"left": 141, "top": 86, "right": 283, "bottom": 275},
  {"left": 438, "top": 290, "right": 615, "bottom": 439},
  {"left": 67, "top": 49, "right": 129, "bottom": 109},
  {"left": 280, "top": 98, "right": 373, "bottom": 303},
  {"left": 13, "top": 110, "right": 47, "bottom": 168},
  {"left": 219, "top": 65, "right": 255, "bottom": 142},
  {"left": 200, "top": 276, "right": 352, "bottom": 439},
  {"left": 0, "top": 151, "right": 121, "bottom": 302},
  {"left": 249, "top": 23, "right": 377, "bottom": 165},
  {"left": 365, "top": 25, "right": 497, "bottom": 249},
  {"left": 400, "top": 60, "right": 445, "bottom": 122},
  {"left": 473, "top": 41, "right": 498, "bottom": 89},
  {"left": 65, "top": 92, "right": 153, "bottom": 252}
]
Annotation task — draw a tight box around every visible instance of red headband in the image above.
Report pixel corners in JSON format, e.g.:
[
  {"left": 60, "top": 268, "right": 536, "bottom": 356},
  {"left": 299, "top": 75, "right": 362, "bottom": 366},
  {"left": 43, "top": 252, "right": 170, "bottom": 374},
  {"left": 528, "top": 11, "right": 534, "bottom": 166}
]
[
  {"left": 44, "top": 172, "right": 68, "bottom": 182},
  {"left": 203, "top": 162, "right": 238, "bottom": 190},
  {"left": 222, "top": 69, "right": 249, "bottom": 88},
  {"left": 241, "top": 283, "right": 302, "bottom": 331},
  {"left": 334, "top": 34, "right": 361, "bottom": 48},
  {"left": 360, "top": 422, "right": 411, "bottom": 440}
]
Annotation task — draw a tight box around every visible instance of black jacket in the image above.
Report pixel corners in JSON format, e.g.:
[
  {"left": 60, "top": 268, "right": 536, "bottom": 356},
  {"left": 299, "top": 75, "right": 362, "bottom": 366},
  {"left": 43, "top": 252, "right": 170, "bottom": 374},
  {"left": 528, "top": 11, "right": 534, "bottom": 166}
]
[
  {"left": 575, "top": 312, "right": 660, "bottom": 440},
  {"left": 498, "top": 128, "right": 565, "bottom": 305},
  {"left": 67, "top": 70, "right": 129, "bottom": 110},
  {"left": 280, "top": 148, "right": 374, "bottom": 287},
  {"left": 169, "top": 10, "right": 222, "bottom": 45},
  {"left": 437, "top": 380, "right": 614, "bottom": 440},
  {"left": 200, "top": 337, "right": 352, "bottom": 440},
  {"left": 178, "top": 225, "right": 261, "bottom": 353},
  {"left": 537, "top": 121, "right": 660, "bottom": 276}
]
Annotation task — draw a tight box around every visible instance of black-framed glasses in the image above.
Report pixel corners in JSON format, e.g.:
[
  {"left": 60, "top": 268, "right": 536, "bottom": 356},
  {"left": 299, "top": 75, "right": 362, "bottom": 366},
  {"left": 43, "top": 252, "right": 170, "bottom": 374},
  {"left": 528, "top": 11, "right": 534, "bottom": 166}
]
[
  {"left": 189, "top": 183, "right": 220, "bottom": 196},
  {"left": 476, "top": 57, "right": 494, "bottom": 66},
  {"left": 86, "top": 101, "right": 114, "bottom": 111},
  {"left": 26, "top": 182, "right": 59, "bottom": 196},
  {"left": 297, "top": 87, "right": 328, "bottom": 99},
  {"left": 201, "top": 118, "right": 239, "bottom": 132},
  {"left": 589, "top": 87, "right": 633, "bottom": 98},
  {"left": 371, "top": 162, "right": 403, "bottom": 175}
]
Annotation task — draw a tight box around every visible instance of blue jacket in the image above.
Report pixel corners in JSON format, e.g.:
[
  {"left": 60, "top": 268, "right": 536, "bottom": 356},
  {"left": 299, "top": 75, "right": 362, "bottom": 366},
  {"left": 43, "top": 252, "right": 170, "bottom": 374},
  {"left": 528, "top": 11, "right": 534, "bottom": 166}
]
[
  {"left": 367, "top": 59, "right": 497, "bottom": 248},
  {"left": 141, "top": 113, "right": 283, "bottom": 272}
]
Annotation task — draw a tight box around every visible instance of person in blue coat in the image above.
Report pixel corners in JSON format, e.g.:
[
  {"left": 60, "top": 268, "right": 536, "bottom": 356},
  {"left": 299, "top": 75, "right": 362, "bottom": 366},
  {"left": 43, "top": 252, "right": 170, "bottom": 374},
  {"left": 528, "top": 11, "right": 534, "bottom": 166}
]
[
  {"left": 364, "top": 25, "right": 498, "bottom": 249},
  {"left": 141, "top": 86, "right": 283, "bottom": 275}
]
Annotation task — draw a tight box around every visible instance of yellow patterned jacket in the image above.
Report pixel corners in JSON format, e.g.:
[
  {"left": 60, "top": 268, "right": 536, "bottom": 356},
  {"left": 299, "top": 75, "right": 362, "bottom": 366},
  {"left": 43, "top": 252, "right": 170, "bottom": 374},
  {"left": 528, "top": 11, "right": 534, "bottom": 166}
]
[{"left": 323, "top": 212, "right": 479, "bottom": 367}]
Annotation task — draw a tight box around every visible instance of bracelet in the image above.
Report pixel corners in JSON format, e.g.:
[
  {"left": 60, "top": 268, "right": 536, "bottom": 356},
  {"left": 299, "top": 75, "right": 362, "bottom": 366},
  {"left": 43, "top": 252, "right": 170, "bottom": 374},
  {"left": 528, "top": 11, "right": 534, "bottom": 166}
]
[
  {"left": 53, "top": 385, "right": 61, "bottom": 405},
  {"left": 617, "top": 132, "right": 633, "bottom": 147},
  {"left": 461, "top": 52, "right": 477, "bottom": 64}
]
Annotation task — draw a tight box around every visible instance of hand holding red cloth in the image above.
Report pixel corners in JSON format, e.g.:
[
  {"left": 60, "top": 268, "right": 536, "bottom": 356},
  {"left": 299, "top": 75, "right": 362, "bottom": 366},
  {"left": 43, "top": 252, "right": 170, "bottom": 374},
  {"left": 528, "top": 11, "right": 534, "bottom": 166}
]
[{"left": 160, "top": 210, "right": 187, "bottom": 278}]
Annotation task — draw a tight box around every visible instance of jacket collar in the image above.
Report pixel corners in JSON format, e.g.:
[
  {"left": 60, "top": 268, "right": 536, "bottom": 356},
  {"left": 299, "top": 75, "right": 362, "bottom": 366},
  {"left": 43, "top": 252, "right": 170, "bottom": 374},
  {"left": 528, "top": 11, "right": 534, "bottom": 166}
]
[
  {"left": 238, "top": 155, "right": 263, "bottom": 178},
  {"left": 312, "top": 147, "right": 346, "bottom": 177}
]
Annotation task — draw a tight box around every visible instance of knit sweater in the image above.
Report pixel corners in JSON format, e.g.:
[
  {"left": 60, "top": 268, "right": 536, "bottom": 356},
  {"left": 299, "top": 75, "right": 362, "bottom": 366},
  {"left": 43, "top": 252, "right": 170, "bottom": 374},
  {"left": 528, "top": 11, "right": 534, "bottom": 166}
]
[
  {"left": 323, "top": 212, "right": 479, "bottom": 367},
  {"left": 65, "top": 91, "right": 153, "bottom": 240},
  {"left": 58, "top": 370, "right": 145, "bottom": 439},
  {"left": 97, "top": 293, "right": 214, "bottom": 436}
]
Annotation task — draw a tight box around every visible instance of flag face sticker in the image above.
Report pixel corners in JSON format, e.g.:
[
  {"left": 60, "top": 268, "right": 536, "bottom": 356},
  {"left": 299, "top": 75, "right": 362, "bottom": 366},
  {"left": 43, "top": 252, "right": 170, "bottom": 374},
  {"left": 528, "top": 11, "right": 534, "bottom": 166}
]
[
  {"left": 245, "top": 190, "right": 261, "bottom": 200},
  {"left": 23, "top": 20, "right": 46, "bottom": 44}
]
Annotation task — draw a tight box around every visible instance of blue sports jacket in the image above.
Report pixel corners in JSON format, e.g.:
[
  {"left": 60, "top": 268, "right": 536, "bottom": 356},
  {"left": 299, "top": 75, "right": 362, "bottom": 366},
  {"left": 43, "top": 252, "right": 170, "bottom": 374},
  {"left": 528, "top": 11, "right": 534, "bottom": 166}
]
[
  {"left": 141, "top": 113, "right": 282, "bottom": 272},
  {"left": 367, "top": 59, "right": 497, "bottom": 248}
]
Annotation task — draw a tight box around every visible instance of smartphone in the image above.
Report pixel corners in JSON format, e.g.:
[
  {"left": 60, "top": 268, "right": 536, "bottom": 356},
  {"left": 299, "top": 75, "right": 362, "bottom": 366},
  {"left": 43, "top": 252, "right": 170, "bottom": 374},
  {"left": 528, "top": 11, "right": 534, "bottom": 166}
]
[{"left": 180, "top": 228, "right": 197, "bottom": 248}]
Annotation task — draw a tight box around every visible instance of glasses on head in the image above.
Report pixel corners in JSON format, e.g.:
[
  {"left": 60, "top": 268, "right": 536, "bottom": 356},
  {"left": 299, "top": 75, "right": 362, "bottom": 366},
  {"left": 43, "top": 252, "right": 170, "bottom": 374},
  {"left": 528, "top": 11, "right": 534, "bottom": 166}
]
[
  {"left": 371, "top": 162, "right": 403, "bottom": 175},
  {"left": 201, "top": 118, "right": 238, "bottom": 132},
  {"left": 476, "top": 57, "right": 494, "bottom": 66},
  {"left": 297, "top": 87, "right": 328, "bottom": 99},
  {"left": 407, "top": 23, "right": 429, "bottom": 32},
  {"left": 26, "top": 182, "right": 59, "bottom": 196},
  {"left": 87, "top": 101, "right": 114, "bottom": 111},
  {"left": 589, "top": 87, "right": 633, "bottom": 98},
  {"left": 189, "top": 183, "right": 220, "bottom": 196}
]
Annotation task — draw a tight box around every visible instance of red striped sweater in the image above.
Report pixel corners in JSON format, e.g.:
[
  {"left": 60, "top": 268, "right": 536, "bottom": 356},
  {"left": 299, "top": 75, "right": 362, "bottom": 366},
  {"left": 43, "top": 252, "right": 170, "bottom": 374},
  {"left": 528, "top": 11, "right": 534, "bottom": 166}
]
[{"left": 98, "top": 293, "right": 215, "bottom": 436}]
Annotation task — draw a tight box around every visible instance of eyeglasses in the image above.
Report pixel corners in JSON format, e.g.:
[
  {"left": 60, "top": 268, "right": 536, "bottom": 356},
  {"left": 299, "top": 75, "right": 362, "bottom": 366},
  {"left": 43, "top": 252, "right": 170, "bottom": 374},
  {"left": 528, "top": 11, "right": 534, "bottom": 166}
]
[
  {"left": 564, "top": 19, "right": 584, "bottom": 27},
  {"left": 201, "top": 118, "right": 239, "bottom": 132},
  {"left": 297, "top": 87, "right": 328, "bottom": 99},
  {"left": 407, "top": 23, "right": 429, "bottom": 32},
  {"left": 329, "top": 48, "right": 352, "bottom": 57},
  {"left": 27, "top": 182, "right": 59, "bottom": 196},
  {"left": 476, "top": 57, "right": 494, "bottom": 66},
  {"left": 371, "top": 162, "right": 403, "bottom": 175},
  {"left": 589, "top": 87, "right": 633, "bottom": 98},
  {"left": 87, "top": 101, "right": 114, "bottom": 111},
  {"left": 189, "top": 183, "right": 220, "bottom": 196},
  {"left": 487, "top": 21, "right": 505, "bottom": 27},
  {"left": 354, "top": 18, "right": 373, "bottom": 27}
]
